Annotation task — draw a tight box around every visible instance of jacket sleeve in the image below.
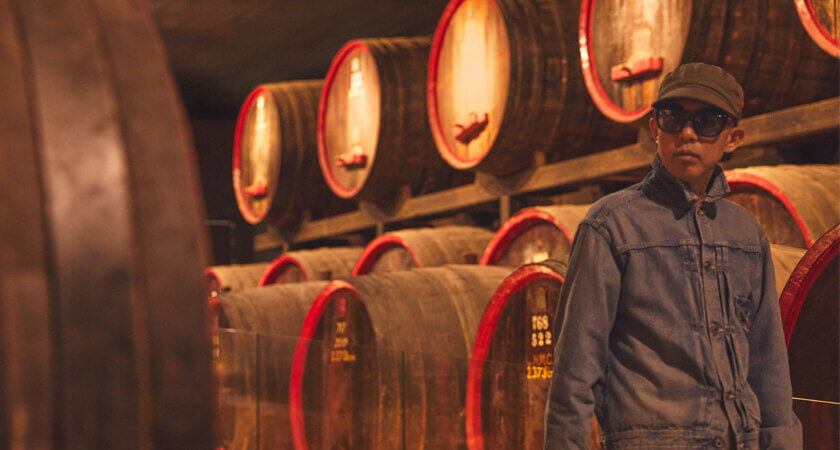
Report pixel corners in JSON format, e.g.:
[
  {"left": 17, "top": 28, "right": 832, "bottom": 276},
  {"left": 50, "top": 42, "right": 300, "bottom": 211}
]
[
  {"left": 748, "top": 239, "right": 802, "bottom": 449},
  {"left": 544, "top": 222, "right": 621, "bottom": 450}
]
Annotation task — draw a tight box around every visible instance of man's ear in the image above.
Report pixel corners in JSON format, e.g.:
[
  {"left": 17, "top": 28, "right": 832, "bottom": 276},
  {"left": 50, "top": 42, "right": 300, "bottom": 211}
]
[
  {"left": 649, "top": 117, "right": 659, "bottom": 144},
  {"left": 723, "top": 127, "right": 745, "bottom": 154}
]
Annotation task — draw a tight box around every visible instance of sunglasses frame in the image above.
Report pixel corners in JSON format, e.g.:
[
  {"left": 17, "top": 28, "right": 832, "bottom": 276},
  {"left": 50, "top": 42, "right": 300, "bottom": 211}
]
[{"left": 654, "top": 104, "right": 737, "bottom": 138}]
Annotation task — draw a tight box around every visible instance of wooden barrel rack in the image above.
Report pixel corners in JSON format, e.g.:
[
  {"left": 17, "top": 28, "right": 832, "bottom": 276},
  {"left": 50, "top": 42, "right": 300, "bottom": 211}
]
[
  {"left": 210, "top": 282, "right": 330, "bottom": 450},
  {"left": 726, "top": 164, "right": 840, "bottom": 248},
  {"left": 427, "top": 0, "right": 636, "bottom": 174},
  {"left": 480, "top": 205, "right": 591, "bottom": 267},
  {"left": 234, "top": 80, "right": 351, "bottom": 234},
  {"left": 795, "top": 0, "right": 840, "bottom": 58},
  {"left": 580, "top": 0, "right": 839, "bottom": 123},
  {"left": 205, "top": 262, "right": 271, "bottom": 297},
  {"left": 259, "top": 247, "right": 363, "bottom": 286},
  {"left": 352, "top": 225, "right": 494, "bottom": 275},
  {"left": 0, "top": 0, "right": 213, "bottom": 447},
  {"left": 779, "top": 224, "right": 839, "bottom": 450},
  {"left": 289, "top": 265, "right": 511, "bottom": 450}
]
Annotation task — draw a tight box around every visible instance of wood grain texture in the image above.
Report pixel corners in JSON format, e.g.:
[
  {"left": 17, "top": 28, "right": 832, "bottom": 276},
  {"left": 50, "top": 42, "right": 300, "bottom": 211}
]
[
  {"left": 260, "top": 247, "right": 363, "bottom": 286},
  {"left": 0, "top": 0, "right": 213, "bottom": 447},
  {"left": 429, "top": 0, "right": 636, "bottom": 174},
  {"left": 206, "top": 262, "right": 271, "bottom": 297}
]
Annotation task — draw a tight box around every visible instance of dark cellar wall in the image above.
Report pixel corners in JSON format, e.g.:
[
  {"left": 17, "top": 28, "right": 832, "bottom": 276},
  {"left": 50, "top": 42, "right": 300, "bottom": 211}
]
[{"left": 190, "top": 114, "right": 254, "bottom": 265}]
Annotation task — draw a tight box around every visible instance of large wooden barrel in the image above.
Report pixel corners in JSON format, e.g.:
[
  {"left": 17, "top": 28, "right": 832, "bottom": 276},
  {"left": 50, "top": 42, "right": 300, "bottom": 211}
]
[
  {"left": 580, "top": 0, "right": 839, "bottom": 123},
  {"left": 211, "top": 282, "right": 329, "bottom": 450},
  {"left": 234, "top": 80, "right": 350, "bottom": 232},
  {"left": 0, "top": 0, "right": 213, "bottom": 447},
  {"left": 289, "top": 265, "right": 511, "bottom": 450},
  {"left": 206, "top": 262, "right": 271, "bottom": 297},
  {"left": 427, "top": 0, "right": 636, "bottom": 174},
  {"left": 795, "top": 0, "right": 840, "bottom": 58},
  {"left": 353, "top": 226, "right": 495, "bottom": 275},
  {"left": 466, "top": 261, "right": 571, "bottom": 450},
  {"left": 259, "top": 247, "right": 363, "bottom": 286},
  {"left": 318, "top": 37, "right": 460, "bottom": 207},
  {"left": 480, "top": 205, "right": 591, "bottom": 267},
  {"left": 725, "top": 164, "right": 840, "bottom": 248},
  {"left": 779, "top": 224, "right": 839, "bottom": 450}
]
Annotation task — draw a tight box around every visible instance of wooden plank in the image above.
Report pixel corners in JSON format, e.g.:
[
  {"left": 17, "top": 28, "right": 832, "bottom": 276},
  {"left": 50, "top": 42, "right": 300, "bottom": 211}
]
[{"left": 254, "top": 98, "right": 839, "bottom": 249}]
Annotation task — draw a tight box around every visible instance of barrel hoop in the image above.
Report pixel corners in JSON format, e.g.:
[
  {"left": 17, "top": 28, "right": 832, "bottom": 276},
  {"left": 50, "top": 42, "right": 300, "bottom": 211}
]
[
  {"left": 427, "top": 0, "right": 502, "bottom": 168},
  {"left": 727, "top": 174, "right": 814, "bottom": 247},
  {"left": 203, "top": 267, "right": 223, "bottom": 289},
  {"left": 480, "top": 208, "right": 575, "bottom": 265},
  {"left": 233, "top": 86, "right": 273, "bottom": 223},
  {"left": 289, "top": 280, "right": 360, "bottom": 450},
  {"left": 795, "top": 0, "right": 840, "bottom": 58},
  {"left": 779, "top": 224, "right": 840, "bottom": 345},
  {"left": 466, "top": 264, "right": 565, "bottom": 450},
  {"left": 259, "top": 256, "right": 310, "bottom": 286},
  {"left": 351, "top": 234, "right": 423, "bottom": 275},
  {"left": 578, "top": 0, "right": 653, "bottom": 123},
  {"left": 318, "top": 40, "right": 372, "bottom": 198}
]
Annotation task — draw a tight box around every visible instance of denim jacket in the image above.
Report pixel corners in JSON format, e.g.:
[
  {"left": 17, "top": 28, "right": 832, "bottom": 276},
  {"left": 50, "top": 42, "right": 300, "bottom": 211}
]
[{"left": 545, "top": 156, "right": 801, "bottom": 449}]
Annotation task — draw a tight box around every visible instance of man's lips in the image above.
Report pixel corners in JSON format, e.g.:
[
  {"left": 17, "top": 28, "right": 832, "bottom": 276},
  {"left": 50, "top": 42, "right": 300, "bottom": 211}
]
[{"left": 674, "top": 150, "right": 699, "bottom": 159}]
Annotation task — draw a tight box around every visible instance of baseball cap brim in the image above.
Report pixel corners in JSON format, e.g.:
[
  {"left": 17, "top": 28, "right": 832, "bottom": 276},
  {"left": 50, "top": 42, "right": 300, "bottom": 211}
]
[{"left": 652, "top": 85, "right": 741, "bottom": 119}]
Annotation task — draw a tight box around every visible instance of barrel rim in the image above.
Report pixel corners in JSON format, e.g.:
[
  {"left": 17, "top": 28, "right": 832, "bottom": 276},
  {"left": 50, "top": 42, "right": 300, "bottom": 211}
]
[
  {"left": 351, "top": 233, "right": 423, "bottom": 275},
  {"left": 259, "top": 255, "right": 310, "bottom": 286},
  {"left": 578, "top": 0, "right": 654, "bottom": 123},
  {"left": 480, "top": 208, "right": 576, "bottom": 265},
  {"left": 203, "top": 267, "right": 224, "bottom": 293},
  {"left": 466, "top": 264, "right": 565, "bottom": 449},
  {"left": 289, "top": 280, "right": 360, "bottom": 450},
  {"left": 318, "top": 40, "right": 376, "bottom": 198},
  {"left": 795, "top": 0, "right": 840, "bottom": 58},
  {"left": 233, "top": 86, "right": 275, "bottom": 224},
  {"left": 427, "top": 0, "right": 506, "bottom": 169},
  {"left": 779, "top": 223, "right": 840, "bottom": 345},
  {"left": 726, "top": 171, "right": 815, "bottom": 247}
]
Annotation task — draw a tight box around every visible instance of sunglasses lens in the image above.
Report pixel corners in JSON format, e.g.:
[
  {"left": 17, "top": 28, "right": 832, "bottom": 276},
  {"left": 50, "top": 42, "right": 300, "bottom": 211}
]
[
  {"left": 656, "top": 107, "right": 687, "bottom": 133},
  {"left": 693, "top": 110, "right": 727, "bottom": 137}
]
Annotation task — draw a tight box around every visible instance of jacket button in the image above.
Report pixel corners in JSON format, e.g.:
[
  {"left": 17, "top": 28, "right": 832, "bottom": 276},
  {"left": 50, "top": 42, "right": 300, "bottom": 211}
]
[
  {"left": 697, "top": 208, "right": 705, "bottom": 215},
  {"left": 714, "top": 438, "right": 725, "bottom": 447},
  {"left": 726, "top": 391, "right": 737, "bottom": 400},
  {"left": 704, "top": 260, "right": 716, "bottom": 271},
  {"left": 713, "top": 326, "right": 725, "bottom": 334}
]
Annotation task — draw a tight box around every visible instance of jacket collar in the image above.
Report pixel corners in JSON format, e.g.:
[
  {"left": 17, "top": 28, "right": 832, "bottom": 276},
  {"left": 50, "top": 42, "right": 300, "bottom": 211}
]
[{"left": 641, "top": 155, "right": 729, "bottom": 219}]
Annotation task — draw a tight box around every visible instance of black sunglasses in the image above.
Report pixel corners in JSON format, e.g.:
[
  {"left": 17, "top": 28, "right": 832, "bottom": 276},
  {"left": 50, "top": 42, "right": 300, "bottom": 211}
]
[{"left": 654, "top": 104, "right": 736, "bottom": 138}]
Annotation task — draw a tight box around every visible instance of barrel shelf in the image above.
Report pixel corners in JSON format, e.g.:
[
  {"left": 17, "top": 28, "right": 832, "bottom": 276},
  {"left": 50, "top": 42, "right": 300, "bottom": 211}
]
[{"left": 255, "top": 97, "right": 840, "bottom": 251}]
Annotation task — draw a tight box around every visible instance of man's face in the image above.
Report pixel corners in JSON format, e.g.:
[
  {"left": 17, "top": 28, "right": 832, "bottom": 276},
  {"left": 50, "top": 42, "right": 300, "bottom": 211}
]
[{"left": 649, "top": 98, "right": 744, "bottom": 194}]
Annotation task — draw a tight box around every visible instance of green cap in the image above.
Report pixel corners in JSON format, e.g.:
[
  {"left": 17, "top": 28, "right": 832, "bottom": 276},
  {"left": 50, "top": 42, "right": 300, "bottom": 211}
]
[{"left": 651, "top": 63, "right": 744, "bottom": 119}]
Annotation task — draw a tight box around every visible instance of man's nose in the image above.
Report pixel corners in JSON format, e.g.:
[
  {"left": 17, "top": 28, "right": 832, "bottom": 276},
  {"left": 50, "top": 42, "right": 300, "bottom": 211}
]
[{"left": 679, "top": 120, "right": 698, "bottom": 141}]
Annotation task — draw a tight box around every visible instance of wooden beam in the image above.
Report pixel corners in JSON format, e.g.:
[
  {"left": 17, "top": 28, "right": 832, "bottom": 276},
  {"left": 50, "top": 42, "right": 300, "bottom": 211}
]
[{"left": 255, "top": 98, "right": 839, "bottom": 249}]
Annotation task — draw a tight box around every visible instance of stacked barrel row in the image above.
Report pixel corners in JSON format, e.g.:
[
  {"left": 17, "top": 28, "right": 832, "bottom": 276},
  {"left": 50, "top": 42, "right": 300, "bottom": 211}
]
[
  {"left": 232, "top": 0, "right": 839, "bottom": 235},
  {"left": 211, "top": 161, "right": 839, "bottom": 448}
]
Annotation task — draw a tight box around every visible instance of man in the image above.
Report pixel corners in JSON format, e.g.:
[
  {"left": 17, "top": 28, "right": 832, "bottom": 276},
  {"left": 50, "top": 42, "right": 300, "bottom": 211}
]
[{"left": 544, "top": 63, "right": 801, "bottom": 449}]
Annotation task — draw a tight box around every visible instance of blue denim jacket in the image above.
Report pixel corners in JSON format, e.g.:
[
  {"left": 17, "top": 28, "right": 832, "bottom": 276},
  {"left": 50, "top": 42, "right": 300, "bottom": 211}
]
[{"left": 545, "top": 156, "right": 801, "bottom": 449}]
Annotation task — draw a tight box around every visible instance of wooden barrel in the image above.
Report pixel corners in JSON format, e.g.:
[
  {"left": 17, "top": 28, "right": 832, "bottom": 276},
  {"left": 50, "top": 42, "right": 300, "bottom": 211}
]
[
  {"left": 353, "top": 226, "right": 495, "bottom": 275},
  {"left": 725, "top": 164, "right": 840, "bottom": 248},
  {"left": 289, "top": 265, "right": 512, "bottom": 449},
  {"left": 234, "top": 80, "right": 350, "bottom": 232},
  {"left": 318, "top": 37, "right": 460, "bottom": 206},
  {"left": 259, "top": 247, "right": 363, "bottom": 286},
  {"left": 467, "top": 261, "right": 574, "bottom": 450},
  {"left": 210, "top": 282, "right": 329, "bottom": 450},
  {"left": 205, "top": 262, "right": 271, "bottom": 297},
  {"left": 580, "top": 0, "right": 839, "bottom": 123},
  {"left": 480, "top": 205, "right": 591, "bottom": 267},
  {"left": 770, "top": 244, "right": 807, "bottom": 299},
  {"left": 427, "top": 0, "right": 636, "bottom": 174},
  {"left": 795, "top": 0, "right": 840, "bottom": 58},
  {"left": 779, "top": 224, "right": 839, "bottom": 450},
  {"left": 0, "top": 0, "right": 212, "bottom": 447}
]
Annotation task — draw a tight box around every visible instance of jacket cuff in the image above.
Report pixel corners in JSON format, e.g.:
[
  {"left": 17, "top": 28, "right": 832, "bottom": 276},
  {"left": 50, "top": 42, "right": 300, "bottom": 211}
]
[{"left": 758, "top": 421, "right": 802, "bottom": 450}]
